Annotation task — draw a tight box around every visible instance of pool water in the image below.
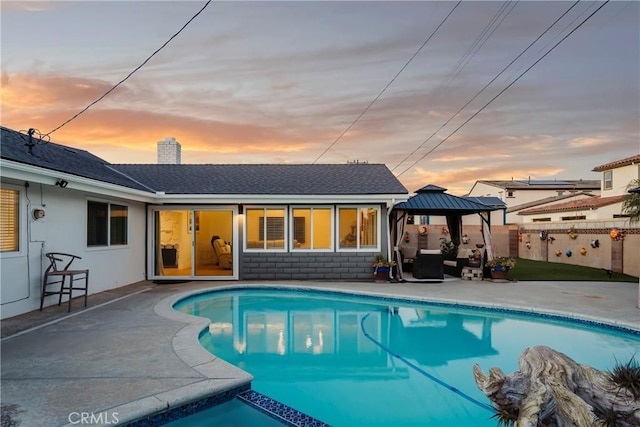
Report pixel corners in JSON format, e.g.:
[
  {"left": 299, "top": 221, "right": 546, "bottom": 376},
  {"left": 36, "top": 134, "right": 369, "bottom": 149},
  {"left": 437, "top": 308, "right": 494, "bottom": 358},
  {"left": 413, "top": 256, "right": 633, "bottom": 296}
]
[{"left": 173, "top": 288, "right": 639, "bottom": 427}]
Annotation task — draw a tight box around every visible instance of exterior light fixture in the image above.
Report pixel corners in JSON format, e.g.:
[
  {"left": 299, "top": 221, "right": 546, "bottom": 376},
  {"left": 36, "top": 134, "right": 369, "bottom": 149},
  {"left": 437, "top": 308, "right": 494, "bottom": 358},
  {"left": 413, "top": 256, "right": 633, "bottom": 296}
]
[
  {"left": 32, "top": 209, "right": 46, "bottom": 220},
  {"left": 55, "top": 179, "right": 68, "bottom": 188}
]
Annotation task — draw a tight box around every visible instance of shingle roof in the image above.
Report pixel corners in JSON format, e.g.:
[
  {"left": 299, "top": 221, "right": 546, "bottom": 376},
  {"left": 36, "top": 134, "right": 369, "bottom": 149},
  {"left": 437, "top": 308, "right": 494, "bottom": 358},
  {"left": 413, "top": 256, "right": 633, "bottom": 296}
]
[
  {"left": 394, "top": 184, "right": 495, "bottom": 215},
  {"left": 592, "top": 154, "right": 640, "bottom": 172},
  {"left": 0, "top": 127, "right": 152, "bottom": 191},
  {"left": 1, "top": 126, "right": 407, "bottom": 196},
  {"left": 476, "top": 179, "right": 599, "bottom": 190},
  {"left": 113, "top": 163, "right": 407, "bottom": 195},
  {"left": 518, "top": 195, "right": 624, "bottom": 215}
]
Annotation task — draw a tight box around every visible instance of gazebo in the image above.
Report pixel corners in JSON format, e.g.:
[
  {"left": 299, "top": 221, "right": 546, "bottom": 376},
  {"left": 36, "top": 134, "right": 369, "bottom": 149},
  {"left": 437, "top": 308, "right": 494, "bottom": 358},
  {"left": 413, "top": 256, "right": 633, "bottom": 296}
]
[{"left": 390, "top": 185, "right": 498, "bottom": 281}]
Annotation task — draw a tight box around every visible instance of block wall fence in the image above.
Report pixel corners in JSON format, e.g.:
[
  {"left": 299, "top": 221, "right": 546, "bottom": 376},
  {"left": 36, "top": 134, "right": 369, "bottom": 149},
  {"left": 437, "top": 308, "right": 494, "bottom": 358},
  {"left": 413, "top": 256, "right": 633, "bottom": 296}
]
[{"left": 402, "top": 221, "right": 639, "bottom": 279}]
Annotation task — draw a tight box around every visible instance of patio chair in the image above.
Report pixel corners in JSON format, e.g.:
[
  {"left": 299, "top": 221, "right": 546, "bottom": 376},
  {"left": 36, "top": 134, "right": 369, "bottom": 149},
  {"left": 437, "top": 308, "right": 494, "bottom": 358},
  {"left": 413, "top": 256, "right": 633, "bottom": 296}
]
[
  {"left": 40, "top": 252, "right": 89, "bottom": 312},
  {"left": 413, "top": 249, "right": 444, "bottom": 280}
]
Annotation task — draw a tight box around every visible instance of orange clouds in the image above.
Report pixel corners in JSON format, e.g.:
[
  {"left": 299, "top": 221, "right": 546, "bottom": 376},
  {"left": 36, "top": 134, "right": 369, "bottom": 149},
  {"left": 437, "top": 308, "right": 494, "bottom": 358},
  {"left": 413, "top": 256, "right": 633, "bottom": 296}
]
[{"left": 1, "top": 72, "right": 116, "bottom": 108}]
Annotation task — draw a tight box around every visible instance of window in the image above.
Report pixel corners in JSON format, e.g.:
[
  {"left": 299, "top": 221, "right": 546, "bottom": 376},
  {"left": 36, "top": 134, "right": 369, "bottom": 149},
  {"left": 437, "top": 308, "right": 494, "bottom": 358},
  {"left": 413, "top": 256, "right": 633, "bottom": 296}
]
[
  {"left": 87, "top": 201, "right": 128, "bottom": 247},
  {"left": 561, "top": 215, "right": 586, "bottom": 221},
  {"left": 532, "top": 218, "right": 551, "bottom": 222},
  {"left": 506, "top": 191, "right": 515, "bottom": 198},
  {"left": 338, "top": 207, "right": 378, "bottom": 250},
  {"left": 246, "top": 208, "right": 286, "bottom": 250},
  {"left": 291, "top": 208, "right": 332, "bottom": 250},
  {"left": 0, "top": 188, "right": 19, "bottom": 252},
  {"left": 603, "top": 170, "right": 612, "bottom": 190}
]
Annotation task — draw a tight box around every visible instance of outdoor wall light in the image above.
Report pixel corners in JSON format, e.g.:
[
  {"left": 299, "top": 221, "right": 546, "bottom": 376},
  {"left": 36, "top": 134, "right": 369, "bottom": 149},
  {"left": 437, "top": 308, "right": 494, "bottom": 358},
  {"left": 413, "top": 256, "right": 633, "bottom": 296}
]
[
  {"left": 32, "top": 209, "right": 46, "bottom": 220},
  {"left": 55, "top": 179, "right": 69, "bottom": 188}
]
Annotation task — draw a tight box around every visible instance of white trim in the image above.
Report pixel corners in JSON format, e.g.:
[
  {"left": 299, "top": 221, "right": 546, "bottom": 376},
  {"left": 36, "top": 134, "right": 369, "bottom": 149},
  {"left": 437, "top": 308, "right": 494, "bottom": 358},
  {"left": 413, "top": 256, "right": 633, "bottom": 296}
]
[
  {"left": 243, "top": 206, "right": 288, "bottom": 252},
  {"left": 289, "top": 206, "right": 335, "bottom": 252},
  {"left": 0, "top": 160, "right": 156, "bottom": 202},
  {"left": 335, "top": 205, "right": 382, "bottom": 253},
  {"left": 0, "top": 183, "right": 25, "bottom": 257},
  {"left": 85, "top": 197, "right": 130, "bottom": 249},
  {"left": 147, "top": 205, "right": 239, "bottom": 281}
]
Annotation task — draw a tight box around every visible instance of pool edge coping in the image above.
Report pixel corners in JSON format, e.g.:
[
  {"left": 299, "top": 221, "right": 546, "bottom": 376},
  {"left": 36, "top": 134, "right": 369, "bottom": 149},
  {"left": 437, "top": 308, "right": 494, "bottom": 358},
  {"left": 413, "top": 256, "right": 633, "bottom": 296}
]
[{"left": 114, "top": 282, "right": 639, "bottom": 426}]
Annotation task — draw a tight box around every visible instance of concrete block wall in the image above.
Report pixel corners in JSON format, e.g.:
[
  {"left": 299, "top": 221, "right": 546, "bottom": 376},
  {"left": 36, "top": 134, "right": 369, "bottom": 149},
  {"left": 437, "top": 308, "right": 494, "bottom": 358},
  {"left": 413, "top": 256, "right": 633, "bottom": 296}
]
[
  {"left": 240, "top": 252, "right": 379, "bottom": 281},
  {"left": 518, "top": 220, "right": 639, "bottom": 278}
]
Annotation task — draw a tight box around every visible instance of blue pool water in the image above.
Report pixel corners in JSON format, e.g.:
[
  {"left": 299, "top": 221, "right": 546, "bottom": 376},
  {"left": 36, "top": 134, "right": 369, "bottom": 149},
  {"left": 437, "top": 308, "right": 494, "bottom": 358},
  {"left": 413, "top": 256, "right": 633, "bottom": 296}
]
[{"left": 172, "top": 288, "right": 639, "bottom": 427}]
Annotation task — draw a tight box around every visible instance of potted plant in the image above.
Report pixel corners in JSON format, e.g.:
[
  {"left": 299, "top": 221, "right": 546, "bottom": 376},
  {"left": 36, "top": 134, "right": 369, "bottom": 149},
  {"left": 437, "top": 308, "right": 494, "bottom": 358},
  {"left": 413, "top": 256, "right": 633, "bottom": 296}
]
[
  {"left": 439, "top": 237, "right": 458, "bottom": 260},
  {"left": 372, "top": 253, "right": 396, "bottom": 282},
  {"left": 486, "top": 256, "right": 516, "bottom": 280}
]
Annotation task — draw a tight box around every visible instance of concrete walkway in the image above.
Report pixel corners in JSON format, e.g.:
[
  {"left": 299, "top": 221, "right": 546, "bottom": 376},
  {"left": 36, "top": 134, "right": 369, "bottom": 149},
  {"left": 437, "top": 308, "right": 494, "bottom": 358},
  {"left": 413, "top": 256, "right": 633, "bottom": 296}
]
[{"left": 1, "top": 278, "right": 639, "bottom": 426}]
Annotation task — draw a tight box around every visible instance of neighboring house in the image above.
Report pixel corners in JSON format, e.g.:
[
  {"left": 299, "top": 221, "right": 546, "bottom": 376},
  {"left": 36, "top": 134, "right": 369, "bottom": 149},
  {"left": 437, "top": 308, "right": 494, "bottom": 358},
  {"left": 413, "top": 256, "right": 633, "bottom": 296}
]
[
  {"left": 0, "top": 126, "right": 408, "bottom": 319},
  {"left": 592, "top": 154, "right": 640, "bottom": 197},
  {"left": 467, "top": 179, "right": 600, "bottom": 223},
  {"left": 514, "top": 154, "right": 639, "bottom": 278},
  {"left": 517, "top": 154, "right": 640, "bottom": 222}
]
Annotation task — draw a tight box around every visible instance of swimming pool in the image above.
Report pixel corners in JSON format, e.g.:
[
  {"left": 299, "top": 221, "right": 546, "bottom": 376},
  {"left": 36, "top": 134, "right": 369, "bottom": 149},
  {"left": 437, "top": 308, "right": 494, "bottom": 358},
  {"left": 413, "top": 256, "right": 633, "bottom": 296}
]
[{"left": 172, "top": 287, "right": 639, "bottom": 426}]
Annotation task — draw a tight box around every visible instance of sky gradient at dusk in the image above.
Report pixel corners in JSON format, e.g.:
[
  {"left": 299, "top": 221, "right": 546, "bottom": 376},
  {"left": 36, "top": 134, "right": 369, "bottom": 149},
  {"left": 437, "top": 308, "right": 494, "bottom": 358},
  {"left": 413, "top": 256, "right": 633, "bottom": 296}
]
[{"left": 2, "top": 1, "right": 638, "bottom": 195}]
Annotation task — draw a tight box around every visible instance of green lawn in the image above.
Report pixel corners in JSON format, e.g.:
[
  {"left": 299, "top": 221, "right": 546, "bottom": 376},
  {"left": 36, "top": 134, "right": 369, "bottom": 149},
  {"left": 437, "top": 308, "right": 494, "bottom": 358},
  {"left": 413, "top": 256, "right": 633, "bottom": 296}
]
[{"left": 507, "top": 258, "right": 638, "bottom": 282}]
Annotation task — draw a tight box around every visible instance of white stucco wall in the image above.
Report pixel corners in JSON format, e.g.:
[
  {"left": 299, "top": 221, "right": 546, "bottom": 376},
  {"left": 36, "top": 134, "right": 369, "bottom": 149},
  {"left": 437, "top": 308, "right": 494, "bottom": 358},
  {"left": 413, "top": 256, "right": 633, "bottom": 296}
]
[
  {"left": 1, "top": 180, "right": 147, "bottom": 319},
  {"left": 599, "top": 163, "right": 639, "bottom": 197}
]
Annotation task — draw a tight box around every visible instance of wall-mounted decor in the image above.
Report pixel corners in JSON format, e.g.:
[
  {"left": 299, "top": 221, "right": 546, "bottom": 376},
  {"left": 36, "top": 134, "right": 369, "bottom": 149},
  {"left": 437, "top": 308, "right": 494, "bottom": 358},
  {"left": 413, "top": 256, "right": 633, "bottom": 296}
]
[
  {"left": 567, "top": 227, "right": 578, "bottom": 240},
  {"left": 580, "top": 247, "right": 587, "bottom": 256},
  {"left": 555, "top": 250, "right": 562, "bottom": 257},
  {"left": 590, "top": 239, "right": 599, "bottom": 248},
  {"left": 609, "top": 228, "right": 624, "bottom": 241},
  {"left": 565, "top": 250, "right": 572, "bottom": 257}
]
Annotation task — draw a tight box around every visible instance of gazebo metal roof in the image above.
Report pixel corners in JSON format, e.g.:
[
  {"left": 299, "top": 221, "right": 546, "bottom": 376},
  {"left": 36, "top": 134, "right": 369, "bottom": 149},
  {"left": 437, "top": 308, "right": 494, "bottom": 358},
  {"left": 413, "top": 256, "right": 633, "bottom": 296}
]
[{"left": 393, "top": 184, "right": 496, "bottom": 216}]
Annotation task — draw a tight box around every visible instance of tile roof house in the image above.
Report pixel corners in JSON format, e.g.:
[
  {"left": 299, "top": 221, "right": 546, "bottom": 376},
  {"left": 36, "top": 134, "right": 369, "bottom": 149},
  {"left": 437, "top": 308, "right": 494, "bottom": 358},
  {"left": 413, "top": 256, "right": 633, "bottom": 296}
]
[
  {"left": 0, "top": 126, "right": 408, "bottom": 319},
  {"left": 516, "top": 154, "right": 639, "bottom": 222},
  {"left": 466, "top": 179, "right": 600, "bottom": 224}
]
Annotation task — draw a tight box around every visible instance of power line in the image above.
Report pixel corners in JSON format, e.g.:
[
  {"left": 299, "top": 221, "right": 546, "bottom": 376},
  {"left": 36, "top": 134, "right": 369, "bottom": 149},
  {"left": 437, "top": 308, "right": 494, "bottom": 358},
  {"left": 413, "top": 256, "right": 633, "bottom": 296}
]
[
  {"left": 311, "top": 1, "right": 462, "bottom": 164},
  {"left": 396, "top": 0, "right": 608, "bottom": 178},
  {"left": 392, "top": 0, "right": 581, "bottom": 172},
  {"left": 433, "top": 0, "right": 518, "bottom": 102},
  {"left": 45, "top": 1, "right": 212, "bottom": 137}
]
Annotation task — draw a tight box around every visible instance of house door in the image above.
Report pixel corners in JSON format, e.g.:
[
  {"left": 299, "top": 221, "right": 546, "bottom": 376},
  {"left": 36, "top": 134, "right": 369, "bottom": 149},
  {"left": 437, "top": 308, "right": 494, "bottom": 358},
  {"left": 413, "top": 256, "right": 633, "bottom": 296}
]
[{"left": 152, "top": 208, "right": 236, "bottom": 279}]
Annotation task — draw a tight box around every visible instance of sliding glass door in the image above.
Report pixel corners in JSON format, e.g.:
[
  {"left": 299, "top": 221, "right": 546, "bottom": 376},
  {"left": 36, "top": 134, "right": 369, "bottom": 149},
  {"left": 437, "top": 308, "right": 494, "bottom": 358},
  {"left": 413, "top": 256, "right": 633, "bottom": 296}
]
[{"left": 153, "top": 207, "right": 235, "bottom": 279}]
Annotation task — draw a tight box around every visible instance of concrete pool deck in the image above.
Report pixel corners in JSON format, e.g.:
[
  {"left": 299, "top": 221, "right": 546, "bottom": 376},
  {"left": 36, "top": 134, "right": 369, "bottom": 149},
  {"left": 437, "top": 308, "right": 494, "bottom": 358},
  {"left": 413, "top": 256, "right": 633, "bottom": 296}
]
[{"left": 1, "top": 278, "right": 639, "bottom": 426}]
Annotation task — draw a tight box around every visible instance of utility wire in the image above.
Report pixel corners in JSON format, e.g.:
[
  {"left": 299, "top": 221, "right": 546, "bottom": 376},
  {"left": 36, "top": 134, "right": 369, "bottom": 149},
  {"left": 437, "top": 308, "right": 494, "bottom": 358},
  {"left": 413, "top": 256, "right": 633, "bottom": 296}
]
[
  {"left": 392, "top": 0, "right": 580, "bottom": 172},
  {"left": 45, "top": 1, "right": 212, "bottom": 137},
  {"left": 311, "top": 1, "right": 462, "bottom": 164},
  {"left": 433, "top": 0, "right": 517, "bottom": 102},
  {"left": 395, "top": 0, "right": 608, "bottom": 178}
]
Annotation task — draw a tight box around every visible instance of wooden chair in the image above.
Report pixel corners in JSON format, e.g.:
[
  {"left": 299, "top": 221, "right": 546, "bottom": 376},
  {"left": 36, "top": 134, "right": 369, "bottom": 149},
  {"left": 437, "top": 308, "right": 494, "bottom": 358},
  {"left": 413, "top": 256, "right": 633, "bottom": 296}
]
[{"left": 40, "top": 252, "right": 89, "bottom": 312}]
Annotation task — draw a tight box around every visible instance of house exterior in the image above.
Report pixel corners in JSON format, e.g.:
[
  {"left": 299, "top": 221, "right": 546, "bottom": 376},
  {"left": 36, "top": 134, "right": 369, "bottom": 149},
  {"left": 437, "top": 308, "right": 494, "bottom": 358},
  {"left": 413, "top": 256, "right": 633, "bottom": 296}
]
[
  {"left": 518, "top": 154, "right": 640, "bottom": 222},
  {"left": 0, "top": 126, "right": 408, "bottom": 319},
  {"left": 467, "top": 179, "right": 600, "bottom": 224},
  {"left": 514, "top": 154, "right": 639, "bottom": 278}
]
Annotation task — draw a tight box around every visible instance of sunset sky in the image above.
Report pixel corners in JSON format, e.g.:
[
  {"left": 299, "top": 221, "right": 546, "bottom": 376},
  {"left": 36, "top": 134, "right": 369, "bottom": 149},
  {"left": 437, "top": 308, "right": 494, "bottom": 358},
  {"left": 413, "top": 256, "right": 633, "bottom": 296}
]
[{"left": 2, "top": 1, "right": 638, "bottom": 195}]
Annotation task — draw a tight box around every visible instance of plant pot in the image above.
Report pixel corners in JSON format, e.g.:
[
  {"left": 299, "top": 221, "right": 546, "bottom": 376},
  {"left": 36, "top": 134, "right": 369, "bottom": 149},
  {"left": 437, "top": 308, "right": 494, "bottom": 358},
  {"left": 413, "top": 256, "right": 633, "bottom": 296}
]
[
  {"left": 490, "top": 267, "right": 509, "bottom": 280},
  {"left": 468, "top": 257, "right": 481, "bottom": 268},
  {"left": 373, "top": 266, "right": 390, "bottom": 282}
]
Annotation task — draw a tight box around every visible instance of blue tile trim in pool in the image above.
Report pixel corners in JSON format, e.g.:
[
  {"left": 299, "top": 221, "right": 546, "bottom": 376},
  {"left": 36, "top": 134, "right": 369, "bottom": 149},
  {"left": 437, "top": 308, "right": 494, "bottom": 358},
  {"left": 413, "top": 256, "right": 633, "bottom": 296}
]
[
  {"left": 237, "top": 390, "right": 330, "bottom": 427},
  {"left": 124, "top": 384, "right": 250, "bottom": 427}
]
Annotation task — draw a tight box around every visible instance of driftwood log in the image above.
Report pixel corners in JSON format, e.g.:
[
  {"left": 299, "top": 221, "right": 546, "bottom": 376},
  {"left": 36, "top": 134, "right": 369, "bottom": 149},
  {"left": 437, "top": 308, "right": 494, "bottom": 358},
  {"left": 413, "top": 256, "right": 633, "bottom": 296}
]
[{"left": 473, "top": 345, "right": 640, "bottom": 427}]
